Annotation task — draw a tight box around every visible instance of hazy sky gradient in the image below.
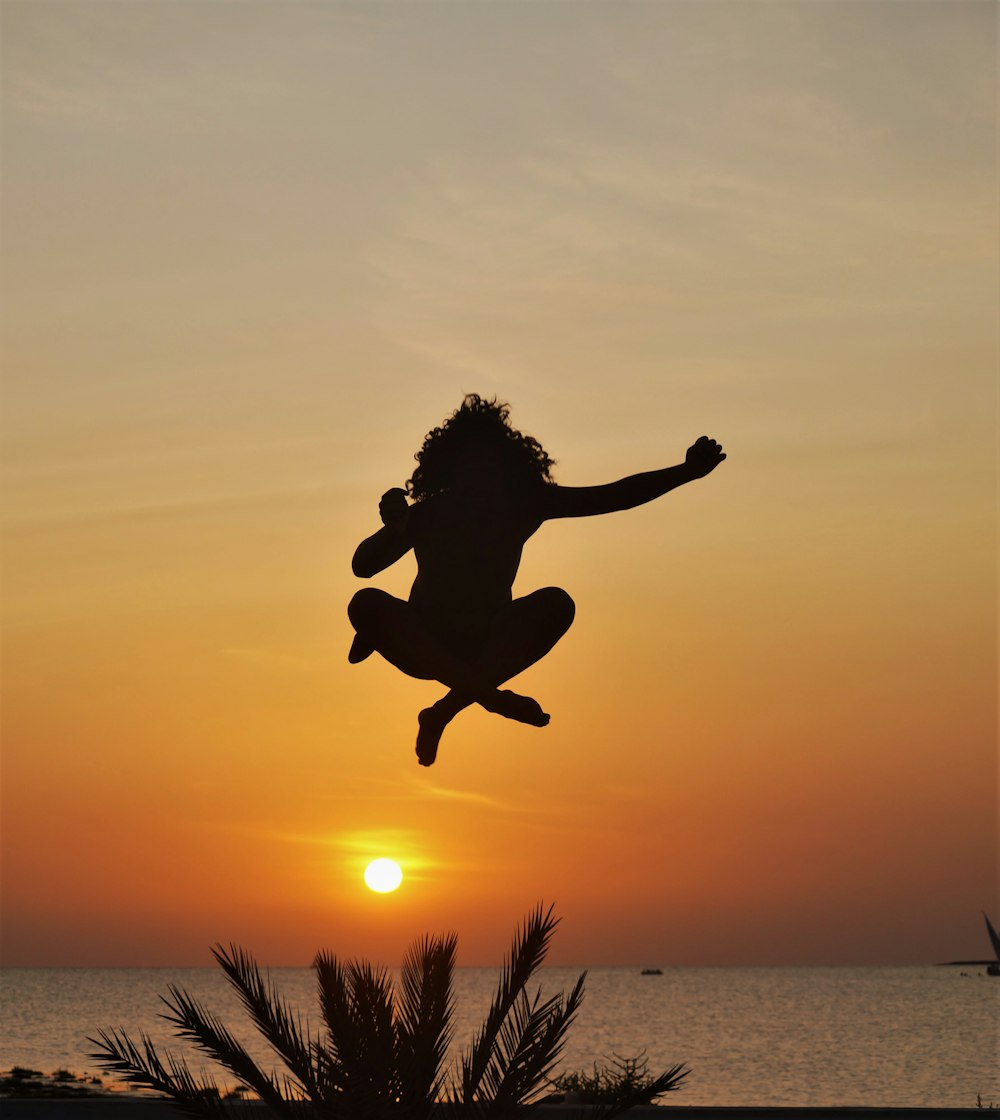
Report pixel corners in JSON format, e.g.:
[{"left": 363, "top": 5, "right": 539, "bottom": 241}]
[{"left": 2, "top": 0, "right": 996, "bottom": 967}]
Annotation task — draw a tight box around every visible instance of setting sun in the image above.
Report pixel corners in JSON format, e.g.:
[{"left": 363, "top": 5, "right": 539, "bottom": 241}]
[{"left": 363, "top": 858, "right": 403, "bottom": 894}]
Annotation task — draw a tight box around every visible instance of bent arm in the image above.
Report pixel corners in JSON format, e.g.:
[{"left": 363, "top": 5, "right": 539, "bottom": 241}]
[
  {"left": 542, "top": 462, "right": 698, "bottom": 520},
  {"left": 353, "top": 487, "right": 415, "bottom": 577},
  {"left": 352, "top": 524, "right": 413, "bottom": 577}
]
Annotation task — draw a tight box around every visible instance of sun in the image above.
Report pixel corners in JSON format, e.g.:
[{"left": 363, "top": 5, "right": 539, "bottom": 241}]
[{"left": 364, "top": 858, "right": 403, "bottom": 893}]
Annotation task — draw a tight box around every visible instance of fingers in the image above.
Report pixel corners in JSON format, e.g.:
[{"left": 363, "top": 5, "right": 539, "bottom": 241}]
[
  {"left": 379, "top": 487, "right": 409, "bottom": 526},
  {"left": 686, "top": 436, "right": 726, "bottom": 475},
  {"left": 693, "top": 436, "right": 725, "bottom": 457}
]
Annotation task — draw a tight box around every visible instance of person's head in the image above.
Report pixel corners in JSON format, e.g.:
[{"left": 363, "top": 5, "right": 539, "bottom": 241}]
[{"left": 407, "top": 394, "right": 555, "bottom": 500}]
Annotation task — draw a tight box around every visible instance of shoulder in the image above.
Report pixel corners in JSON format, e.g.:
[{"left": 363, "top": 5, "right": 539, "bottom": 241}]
[
  {"left": 534, "top": 482, "right": 586, "bottom": 520},
  {"left": 510, "top": 482, "right": 553, "bottom": 528},
  {"left": 407, "top": 493, "right": 441, "bottom": 533}
]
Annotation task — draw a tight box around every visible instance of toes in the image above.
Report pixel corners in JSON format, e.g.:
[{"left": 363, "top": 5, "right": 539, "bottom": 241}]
[
  {"left": 415, "top": 739, "right": 438, "bottom": 765},
  {"left": 486, "top": 691, "right": 551, "bottom": 727},
  {"left": 348, "top": 634, "right": 375, "bottom": 664},
  {"left": 416, "top": 710, "right": 443, "bottom": 765}
]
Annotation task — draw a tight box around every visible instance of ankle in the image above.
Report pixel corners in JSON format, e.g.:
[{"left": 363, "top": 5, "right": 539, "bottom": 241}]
[{"left": 436, "top": 692, "right": 469, "bottom": 718}]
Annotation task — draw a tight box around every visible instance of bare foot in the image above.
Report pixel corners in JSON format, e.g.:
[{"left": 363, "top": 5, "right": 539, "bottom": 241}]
[
  {"left": 416, "top": 704, "right": 451, "bottom": 766},
  {"left": 348, "top": 634, "right": 375, "bottom": 664},
  {"left": 483, "top": 690, "right": 550, "bottom": 727}
]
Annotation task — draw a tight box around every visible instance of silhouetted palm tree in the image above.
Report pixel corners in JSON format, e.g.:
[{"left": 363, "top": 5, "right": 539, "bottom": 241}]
[{"left": 91, "top": 904, "right": 686, "bottom": 1118}]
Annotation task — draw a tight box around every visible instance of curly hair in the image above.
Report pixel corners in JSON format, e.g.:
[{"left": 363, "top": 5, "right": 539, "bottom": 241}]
[{"left": 407, "top": 395, "right": 556, "bottom": 501}]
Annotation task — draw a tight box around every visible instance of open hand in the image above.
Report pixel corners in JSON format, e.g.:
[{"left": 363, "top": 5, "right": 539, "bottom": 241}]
[
  {"left": 685, "top": 436, "right": 726, "bottom": 478},
  {"left": 379, "top": 487, "right": 409, "bottom": 528}
]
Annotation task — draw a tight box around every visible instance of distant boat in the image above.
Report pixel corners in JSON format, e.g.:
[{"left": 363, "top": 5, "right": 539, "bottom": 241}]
[
  {"left": 983, "top": 912, "right": 1000, "bottom": 977},
  {"left": 640, "top": 968, "right": 663, "bottom": 975}
]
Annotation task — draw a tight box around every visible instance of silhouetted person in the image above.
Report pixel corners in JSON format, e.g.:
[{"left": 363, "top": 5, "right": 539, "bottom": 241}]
[{"left": 349, "top": 395, "right": 725, "bottom": 766}]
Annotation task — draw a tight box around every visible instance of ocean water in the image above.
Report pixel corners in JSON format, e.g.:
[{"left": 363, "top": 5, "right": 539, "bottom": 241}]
[{"left": 1, "top": 965, "right": 996, "bottom": 1108}]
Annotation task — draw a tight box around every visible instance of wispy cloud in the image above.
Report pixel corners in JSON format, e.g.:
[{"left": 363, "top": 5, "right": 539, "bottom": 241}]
[
  {"left": 0, "top": 483, "right": 339, "bottom": 531},
  {"left": 417, "top": 784, "right": 515, "bottom": 810},
  {"left": 219, "top": 647, "right": 319, "bottom": 672},
  {"left": 267, "top": 828, "right": 464, "bottom": 878}
]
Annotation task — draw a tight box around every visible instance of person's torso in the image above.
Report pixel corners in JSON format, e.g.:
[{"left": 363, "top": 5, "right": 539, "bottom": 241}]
[{"left": 408, "top": 487, "right": 543, "bottom": 615}]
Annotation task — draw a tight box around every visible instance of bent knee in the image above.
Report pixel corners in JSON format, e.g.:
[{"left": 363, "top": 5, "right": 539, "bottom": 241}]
[
  {"left": 348, "top": 586, "right": 388, "bottom": 627},
  {"left": 540, "top": 586, "right": 576, "bottom": 626}
]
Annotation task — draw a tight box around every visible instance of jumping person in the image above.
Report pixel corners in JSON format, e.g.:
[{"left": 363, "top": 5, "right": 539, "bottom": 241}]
[{"left": 348, "top": 395, "right": 725, "bottom": 766}]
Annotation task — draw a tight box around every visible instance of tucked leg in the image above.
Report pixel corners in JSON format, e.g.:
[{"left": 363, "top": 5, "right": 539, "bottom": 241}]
[
  {"left": 415, "top": 587, "right": 575, "bottom": 765},
  {"left": 348, "top": 589, "right": 554, "bottom": 723},
  {"left": 478, "top": 586, "right": 576, "bottom": 685},
  {"left": 348, "top": 587, "right": 444, "bottom": 682}
]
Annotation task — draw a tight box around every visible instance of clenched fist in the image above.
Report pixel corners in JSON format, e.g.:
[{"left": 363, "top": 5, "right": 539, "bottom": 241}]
[
  {"left": 379, "top": 487, "right": 409, "bottom": 529},
  {"left": 685, "top": 436, "right": 726, "bottom": 479}
]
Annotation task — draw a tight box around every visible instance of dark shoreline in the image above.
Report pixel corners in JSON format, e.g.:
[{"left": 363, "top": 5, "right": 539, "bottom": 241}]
[{"left": 0, "top": 1102, "right": 985, "bottom": 1118}]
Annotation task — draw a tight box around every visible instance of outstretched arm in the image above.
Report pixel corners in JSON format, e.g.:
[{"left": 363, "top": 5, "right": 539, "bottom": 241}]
[
  {"left": 542, "top": 436, "right": 725, "bottom": 520},
  {"left": 352, "top": 488, "right": 413, "bottom": 577}
]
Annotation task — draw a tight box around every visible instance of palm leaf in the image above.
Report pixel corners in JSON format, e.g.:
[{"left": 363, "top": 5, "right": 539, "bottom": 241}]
[
  {"left": 88, "top": 1028, "right": 231, "bottom": 1119},
  {"left": 481, "top": 972, "right": 586, "bottom": 1115},
  {"left": 159, "top": 984, "right": 300, "bottom": 1115},
  {"left": 476, "top": 988, "right": 547, "bottom": 1107},
  {"left": 395, "top": 932, "right": 457, "bottom": 1120},
  {"left": 314, "top": 951, "right": 352, "bottom": 1094},
  {"left": 458, "top": 902, "right": 559, "bottom": 1104},
  {"left": 211, "top": 943, "right": 321, "bottom": 1099},
  {"left": 316, "top": 952, "right": 398, "bottom": 1119},
  {"left": 346, "top": 959, "right": 398, "bottom": 1117},
  {"left": 504, "top": 972, "right": 586, "bottom": 1108}
]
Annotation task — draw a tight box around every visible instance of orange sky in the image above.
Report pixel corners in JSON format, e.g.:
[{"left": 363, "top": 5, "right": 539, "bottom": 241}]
[{"left": 2, "top": 1, "right": 996, "bottom": 967}]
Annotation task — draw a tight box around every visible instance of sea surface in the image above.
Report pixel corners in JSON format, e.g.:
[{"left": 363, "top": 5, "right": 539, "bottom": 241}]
[{"left": 1, "top": 966, "right": 996, "bottom": 1108}]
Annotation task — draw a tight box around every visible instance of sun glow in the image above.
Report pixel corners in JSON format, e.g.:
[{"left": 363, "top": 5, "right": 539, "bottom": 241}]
[{"left": 364, "top": 858, "right": 403, "bottom": 893}]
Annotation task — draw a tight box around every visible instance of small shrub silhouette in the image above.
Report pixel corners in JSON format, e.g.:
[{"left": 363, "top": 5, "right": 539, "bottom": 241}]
[{"left": 552, "top": 1050, "right": 689, "bottom": 1114}]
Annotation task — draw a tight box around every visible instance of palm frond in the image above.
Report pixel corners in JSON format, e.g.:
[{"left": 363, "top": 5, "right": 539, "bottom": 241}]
[
  {"left": 314, "top": 951, "right": 352, "bottom": 1092},
  {"left": 458, "top": 902, "right": 559, "bottom": 1104},
  {"left": 396, "top": 932, "right": 457, "bottom": 1120},
  {"left": 346, "top": 960, "right": 399, "bottom": 1117},
  {"left": 211, "top": 943, "right": 321, "bottom": 1099},
  {"left": 476, "top": 988, "right": 546, "bottom": 1106},
  {"left": 504, "top": 972, "right": 586, "bottom": 1108},
  {"left": 312, "top": 1039, "right": 342, "bottom": 1106},
  {"left": 88, "top": 1028, "right": 230, "bottom": 1119},
  {"left": 481, "top": 972, "right": 586, "bottom": 1115},
  {"left": 159, "top": 984, "right": 299, "bottom": 1116},
  {"left": 316, "top": 952, "right": 398, "bottom": 1118}
]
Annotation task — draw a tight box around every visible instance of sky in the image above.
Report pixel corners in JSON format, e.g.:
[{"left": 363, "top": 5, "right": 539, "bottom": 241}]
[{"left": 1, "top": 0, "right": 996, "bottom": 969}]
